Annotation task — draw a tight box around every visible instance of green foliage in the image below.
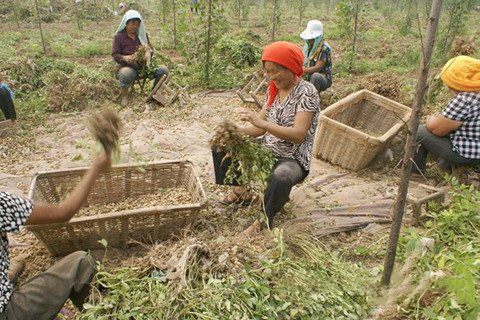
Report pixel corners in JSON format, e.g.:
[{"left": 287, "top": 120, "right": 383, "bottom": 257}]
[
  {"left": 216, "top": 35, "right": 261, "bottom": 68},
  {"left": 435, "top": 0, "right": 471, "bottom": 62},
  {"left": 81, "top": 233, "right": 371, "bottom": 319},
  {"left": 333, "top": 0, "right": 354, "bottom": 38},
  {"left": 398, "top": 177, "right": 480, "bottom": 319},
  {"left": 398, "top": 0, "right": 415, "bottom": 36},
  {"left": 78, "top": 41, "right": 111, "bottom": 57}
]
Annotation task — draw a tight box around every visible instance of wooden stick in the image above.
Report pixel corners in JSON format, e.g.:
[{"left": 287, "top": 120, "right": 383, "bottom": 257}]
[
  {"left": 380, "top": 0, "right": 443, "bottom": 287},
  {"left": 146, "top": 74, "right": 167, "bottom": 102}
]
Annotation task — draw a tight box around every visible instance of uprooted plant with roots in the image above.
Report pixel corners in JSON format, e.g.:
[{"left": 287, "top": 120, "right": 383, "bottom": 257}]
[
  {"left": 87, "top": 109, "right": 122, "bottom": 155},
  {"left": 210, "top": 119, "right": 276, "bottom": 193}
]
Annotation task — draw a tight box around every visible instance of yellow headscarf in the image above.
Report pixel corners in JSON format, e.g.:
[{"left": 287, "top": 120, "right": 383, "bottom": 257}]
[{"left": 441, "top": 55, "right": 480, "bottom": 92}]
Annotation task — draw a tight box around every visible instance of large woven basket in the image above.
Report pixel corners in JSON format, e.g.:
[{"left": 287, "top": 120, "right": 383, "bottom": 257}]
[
  {"left": 313, "top": 90, "right": 411, "bottom": 171},
  {"left": 26, "top": 160, "right": 207, "bottom": 256}
]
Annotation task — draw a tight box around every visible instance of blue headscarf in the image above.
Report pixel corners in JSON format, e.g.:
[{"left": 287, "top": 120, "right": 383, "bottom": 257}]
[
  {"left": 303, "top": 35, "right": 328, "bottom": 66},
  {"left": 115, "top": 10, "right": 148, "bottom": 46},
  {"left": 0, "top": 83, "right": 14, "bottom": 100}
]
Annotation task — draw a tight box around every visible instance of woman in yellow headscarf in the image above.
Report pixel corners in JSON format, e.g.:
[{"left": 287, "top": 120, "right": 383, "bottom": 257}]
[{"left": 413, "top": 55, "right": 480, "bottom": 174}]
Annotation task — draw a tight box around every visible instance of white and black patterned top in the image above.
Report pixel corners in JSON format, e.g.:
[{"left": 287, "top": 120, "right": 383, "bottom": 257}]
[
  {"left": 262, "top": 80, "right": 320, "bottom": 171},
  {"left": 0, "top": 192, "right": 33, "bottom": 313},
  {"left": 441, "top": 91, "right": 480, "bottom": 159}
]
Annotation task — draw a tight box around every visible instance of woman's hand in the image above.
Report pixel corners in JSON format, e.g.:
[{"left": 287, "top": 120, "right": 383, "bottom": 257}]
[
  {"left": 236, "top": 108, "right": 265, "bottom": 129},
  {"left": 123, "top": 54, "right": 136, "bottom": 64}
]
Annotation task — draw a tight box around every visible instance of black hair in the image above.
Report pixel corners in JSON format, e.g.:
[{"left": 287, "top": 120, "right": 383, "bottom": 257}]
[{"left": 127, "top": 18, "right": 141, "bottom": 24}]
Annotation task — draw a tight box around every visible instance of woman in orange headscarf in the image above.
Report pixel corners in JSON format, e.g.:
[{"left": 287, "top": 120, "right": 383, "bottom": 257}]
[
  {"left": 212, "top": 41, "right": 320, "bottom": 229},
  {"left": 414, "top": 55, "right": 480, "bottom": 174}
]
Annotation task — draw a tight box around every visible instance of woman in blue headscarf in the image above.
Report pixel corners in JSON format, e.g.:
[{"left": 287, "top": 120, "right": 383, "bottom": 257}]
[
  {"left": 112, "top": 10, "right": 169, "bottom": 106},
  {"left": 300, "top": 20, "right": 332, "bottom": 93}
]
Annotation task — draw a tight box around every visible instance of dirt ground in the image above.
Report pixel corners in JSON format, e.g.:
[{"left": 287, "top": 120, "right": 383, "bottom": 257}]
[{"left": 0, "top": 87, "right": 441, "bottom": 318}]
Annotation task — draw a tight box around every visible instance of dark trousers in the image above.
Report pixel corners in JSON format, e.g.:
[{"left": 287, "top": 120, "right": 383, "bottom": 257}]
[
  {"left": 413, "top": 125, "right": 480, "bottom": 173},
  {"left": 212, "top": 149, "right": 307, "bottom": 228},
  {"left": 308, "top": 73, "right": 331, "bottom": 93},
  {"left": 0, "top": 251, "right": 95, "bottom": 320},
  {"left": 0, "top": 88, "right": 16, "bottom": 121}
]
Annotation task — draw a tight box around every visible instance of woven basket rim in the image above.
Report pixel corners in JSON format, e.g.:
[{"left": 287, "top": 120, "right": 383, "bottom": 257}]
[
  {"left": 319, "top": 89, "right": 411, "bottom": 142},
  {"left": 25, "top": 202, "right": 205, "bottom": 231},
  {"left": 27, "top": 159, "right": 203, "bottom": 196}
]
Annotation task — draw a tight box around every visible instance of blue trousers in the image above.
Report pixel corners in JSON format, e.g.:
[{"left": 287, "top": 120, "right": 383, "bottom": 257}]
[{"left": 118, "top": 66, "right": 169, "bottom": 89}]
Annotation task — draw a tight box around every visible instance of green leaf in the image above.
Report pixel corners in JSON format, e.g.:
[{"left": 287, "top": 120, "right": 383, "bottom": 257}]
[{"left": 98, "top": 239, "right": 108, "bottom": 248}]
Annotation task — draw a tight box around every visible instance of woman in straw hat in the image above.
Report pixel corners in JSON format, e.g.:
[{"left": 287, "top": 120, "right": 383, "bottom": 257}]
[
  {"left": 413, "top": 55, "right": 480, "bottom": 174},
  {"left": 300, "top": 20, "right": 332, "bottom": 93},
  {"left": 212, "top": 41, "right": 320, "bottom": 229}
]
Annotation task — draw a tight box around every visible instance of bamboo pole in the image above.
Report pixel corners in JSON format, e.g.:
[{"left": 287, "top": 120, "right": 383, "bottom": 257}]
[{"left": 380, "top": 0, "right": 443, "bottom": 287}]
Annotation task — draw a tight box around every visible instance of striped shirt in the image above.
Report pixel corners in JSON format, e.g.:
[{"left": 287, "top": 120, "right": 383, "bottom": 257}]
[{"left": 262, "top": 80, "right": 320, "bottom": 171}]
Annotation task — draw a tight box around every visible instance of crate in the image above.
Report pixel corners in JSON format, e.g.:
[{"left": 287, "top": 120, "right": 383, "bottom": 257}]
[
  {"left": 26, "top": 160, "right": 207, "bottom": 256},
  {"left": 313, "top": 90, "right": 411, "bottom": 171}
]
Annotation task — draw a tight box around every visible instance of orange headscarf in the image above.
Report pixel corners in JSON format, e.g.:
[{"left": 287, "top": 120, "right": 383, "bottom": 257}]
[
  {"left": 261, "top": 41, "right": 304, "bottom": 107},
  {"left": 441, "top": 55, "right": 480, "bottom": 92}
]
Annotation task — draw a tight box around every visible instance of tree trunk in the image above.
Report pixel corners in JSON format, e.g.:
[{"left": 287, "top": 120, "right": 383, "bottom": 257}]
[
  {"left": 380, "top": 0, "right": 443, "bottom": 287},
  {"left": 238, "top": 0, "right": 241, "bottom": 26},
  {"left": 95, "top": 0, "right": 99, "bottom": 25},
  {"left": 205, "top": 0, "right": 213, "bottom": 85},
  {"left": 162, "top": 0, "right": 167, "bottom": 24},
  {"left": 349, "top": 0, "right": 360, "bottom": 71},
  {"left": 12, "top": 3, "right": 21, "bottom": 29},
  {"left": 34, "top": 0, "right": 47, "bottom": 54},
  {"left": 271, "top": 0, "right": 277, "bottom": 41},
  {"left": 74, "top": 1, "right": 82, "bottom": 30},
  {"left": 299, "top": 0, "right": 303, "bottom": 26},
  {"left": 172, "top": 0, "right": 177, "bottom": 47}
]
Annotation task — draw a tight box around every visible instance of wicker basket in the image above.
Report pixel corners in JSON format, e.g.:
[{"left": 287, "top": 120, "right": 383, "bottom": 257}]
[
  {"left": 313, "top": 90, "right": 411, "bottom": 171},
  {"left": 26, "top": 160, "right": 207, "bottom": 256}
]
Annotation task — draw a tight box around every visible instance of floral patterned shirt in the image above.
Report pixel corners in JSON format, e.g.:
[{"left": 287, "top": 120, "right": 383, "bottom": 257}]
[{"left": 0, "top": 192, "right": 33, "bottom": 313}]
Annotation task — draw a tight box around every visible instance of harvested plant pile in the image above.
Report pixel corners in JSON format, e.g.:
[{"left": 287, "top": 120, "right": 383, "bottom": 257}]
[
  {"left": 450, "top": 37, "right": 476, "bottom": 57},
  {"left": 210, "top": 120, "right": 276, "bottom": 190},
  {"left": 81, "top": 232, "right": 371, "bottom": 319},
  {"left": 43, "top": 66, "right": 117, "bottom": 112},
  {"left": 87, "top": 109, "right": 122, "bottom": 154},
  {"left": 78, "top": 187, "right": 193, "bottom": 217},
  {"left": 359, "top": 72, "right": 403, "bottom": 102}
]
